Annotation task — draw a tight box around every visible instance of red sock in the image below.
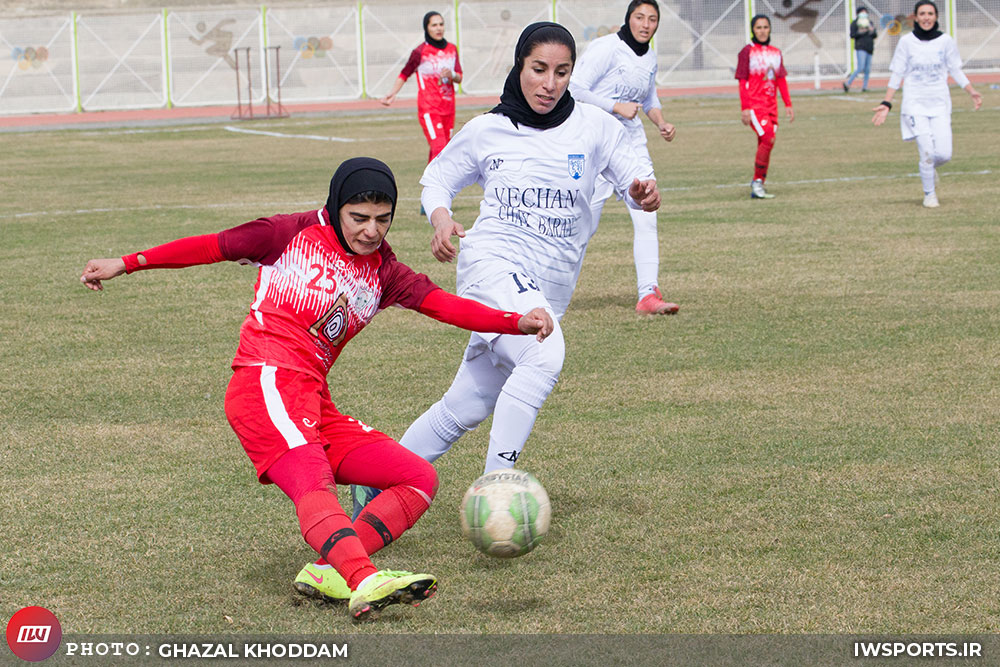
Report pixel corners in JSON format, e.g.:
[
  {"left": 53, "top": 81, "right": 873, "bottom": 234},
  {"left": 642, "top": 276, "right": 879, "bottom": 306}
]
[
  {"left": 754, "top": 130, "right": 776, "bottom": 181},
  {"left": 353, "top": 485, "right": 433, "bottom": 555},
  {"left": 297, "top": 490, "right": 377, "bottom": 590}
]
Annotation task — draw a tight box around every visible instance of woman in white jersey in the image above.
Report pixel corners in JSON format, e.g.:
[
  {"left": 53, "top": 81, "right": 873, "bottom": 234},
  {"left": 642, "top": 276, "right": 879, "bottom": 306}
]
[
  {"left": 569, "top": 0, "right": 678, "bottom": 316},
  {"left": 350, "top": 22, "right": 660, "bottom": 513},
  {"left": 872, "top": 0, "right": 981, "bottom": 208}
]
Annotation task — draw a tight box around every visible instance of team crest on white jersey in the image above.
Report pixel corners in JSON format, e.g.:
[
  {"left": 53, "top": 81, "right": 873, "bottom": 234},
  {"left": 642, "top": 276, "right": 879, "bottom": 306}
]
[{"left": 567, "top": 154, "right": 585, "bottom": 180}]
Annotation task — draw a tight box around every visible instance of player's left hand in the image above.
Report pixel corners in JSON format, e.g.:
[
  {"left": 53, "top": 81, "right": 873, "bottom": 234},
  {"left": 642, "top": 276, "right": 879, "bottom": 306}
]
[
  {"left": 786, "top": 106, "right": 795, "bottom": 123},
  {"left": 629, "top": 178, "right": 661, "bottom": 212},
  {"left": 518, "top": 307, "right": 555, "bottom": 342},
  {"left": 80, "top": 257, "right": 126, "bottom": 291},
  {"left": 970, "top": 90, "right": 982, "bottom": 110},
  {"left": 659, "top": 122, "right": 676, "bottom": 141}
]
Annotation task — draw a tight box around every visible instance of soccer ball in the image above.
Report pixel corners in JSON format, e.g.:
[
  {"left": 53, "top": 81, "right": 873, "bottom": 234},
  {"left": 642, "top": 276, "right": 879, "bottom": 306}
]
[
  {"left": 460, "top": 469, "right": 551, "bottom": 558},
  {"left": 856, "top": 14, "right": 871, "bottom": 29}
]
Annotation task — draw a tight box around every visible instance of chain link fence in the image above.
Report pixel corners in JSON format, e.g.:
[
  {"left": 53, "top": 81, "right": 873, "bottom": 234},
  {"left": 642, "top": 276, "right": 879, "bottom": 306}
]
[{"left": 1, "top": 0, "right": 997, "bottom": 114}]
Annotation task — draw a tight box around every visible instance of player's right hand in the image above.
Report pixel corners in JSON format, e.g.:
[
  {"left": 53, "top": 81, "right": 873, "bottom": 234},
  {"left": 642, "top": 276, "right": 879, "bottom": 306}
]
[
  {"left": 379, "top": 95, "right": 394, "bottom": 106},
  {"left": 430, "top": 213, "right": 465, "bottom": 263},
  {"left": 613, "top": 102, "right": 642, "bottom": 120},
  {"left": 871, "top": 104, "right": 890, "bottom": 126},
  {"left": 80, "top": 257, "right": 126, "bottom": 291},
  {"left": 740, "top": 109, "right": 753, "bottom": 126},
  {"left": 518, "top": 307, "right": 554, "bottom": 342}
]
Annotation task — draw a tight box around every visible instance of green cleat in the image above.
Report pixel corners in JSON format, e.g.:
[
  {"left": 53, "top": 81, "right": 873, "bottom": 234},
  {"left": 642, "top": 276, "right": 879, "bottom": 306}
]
[
  {"left": 293, "top": 563, "right": 351, "bottom": 604},
  {"left": 349, "top": 570, "right": 437, "bottom": 622}
]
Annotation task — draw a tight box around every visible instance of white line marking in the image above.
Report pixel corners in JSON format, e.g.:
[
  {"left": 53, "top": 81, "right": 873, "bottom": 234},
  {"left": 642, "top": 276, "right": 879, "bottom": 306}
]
[{"left": 223, "top": 125, "right": 355, "bottom": 142}]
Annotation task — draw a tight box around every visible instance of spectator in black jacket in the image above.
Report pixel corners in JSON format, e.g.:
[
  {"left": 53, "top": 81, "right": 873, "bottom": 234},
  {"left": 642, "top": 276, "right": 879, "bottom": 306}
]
[{"left": 843, "top": 7, "right": 877, "bottom": 92}]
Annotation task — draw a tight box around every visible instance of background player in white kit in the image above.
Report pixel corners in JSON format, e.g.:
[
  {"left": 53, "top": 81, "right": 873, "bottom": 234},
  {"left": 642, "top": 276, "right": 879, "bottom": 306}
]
[
  {"left": 352, "top": 22, "right": 661, "bottom": 516},
  {"left": 569, "top": 0, "right": 678, "bottom": 316},
  {"left": 871, "top": 0, "right": 981, "bottom": 208}
]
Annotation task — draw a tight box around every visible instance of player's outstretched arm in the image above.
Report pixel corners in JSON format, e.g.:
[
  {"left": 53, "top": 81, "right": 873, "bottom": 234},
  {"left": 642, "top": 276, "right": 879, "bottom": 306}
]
[
  {"left": 417, "top": 290, "right": 553, "bottom": 341},
  {"left": 380, "top": 77, "right": 406, "bottom": 106},
  {"left": 517, "top": 307, "right": 554, "bottom": 342},
  {"left": 80, "top": 258, "right": 126, "bottom": 291}
]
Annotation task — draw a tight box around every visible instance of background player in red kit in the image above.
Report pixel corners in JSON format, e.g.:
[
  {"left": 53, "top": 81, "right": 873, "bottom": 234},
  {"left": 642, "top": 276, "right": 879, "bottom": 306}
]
[
  {"left": 79, "top": 157, "right": 553, "bottom": 623},
  {"left": 735, "top": 14, "right": 794, "bottom": 200},
  {"left": 380, "top": 11, "right": 462, "bottom": 168}
]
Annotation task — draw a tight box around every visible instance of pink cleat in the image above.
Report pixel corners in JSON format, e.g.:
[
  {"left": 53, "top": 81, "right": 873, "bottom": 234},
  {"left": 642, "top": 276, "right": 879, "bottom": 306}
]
[{"left": 636, "top": 289, "right": 679, "bottom": 315}]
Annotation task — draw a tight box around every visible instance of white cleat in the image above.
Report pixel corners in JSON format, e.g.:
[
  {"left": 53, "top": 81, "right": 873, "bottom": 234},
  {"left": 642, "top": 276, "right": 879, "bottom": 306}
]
[
  {"left": 922, "top": 192, "right": 940, "bottom": 208},
  {"left": 750, "top": 179, "right": 775, "bottom": 199}
]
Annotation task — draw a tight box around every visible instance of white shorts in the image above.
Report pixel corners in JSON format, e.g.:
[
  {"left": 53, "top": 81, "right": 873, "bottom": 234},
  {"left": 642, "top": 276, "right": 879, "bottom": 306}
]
[
  {"left": 900, "top": 112, "right": 949, "bottom": 142},
  {"left": 459, "top": 268, "right": 558, "bottom": 346}
]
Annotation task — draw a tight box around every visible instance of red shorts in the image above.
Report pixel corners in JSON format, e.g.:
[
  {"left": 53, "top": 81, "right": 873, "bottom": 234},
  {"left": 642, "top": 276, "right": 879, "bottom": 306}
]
[
  {"left": 747, "top": 109, "right": 778, "bottom": 138},
  {"left": 419, "top": 111, "right": 454, "bottom": 161},
  {"left": 224, "top": 364, "right": 394, "bottom": 483}
]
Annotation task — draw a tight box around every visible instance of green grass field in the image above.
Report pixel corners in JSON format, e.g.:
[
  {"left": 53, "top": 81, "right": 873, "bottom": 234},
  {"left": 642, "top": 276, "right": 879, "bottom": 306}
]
[{"left": 2, "top": 88, "right": 999, "bottom": 637}]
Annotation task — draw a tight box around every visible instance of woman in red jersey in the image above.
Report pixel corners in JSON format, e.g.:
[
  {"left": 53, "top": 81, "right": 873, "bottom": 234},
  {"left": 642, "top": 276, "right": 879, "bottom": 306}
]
[
  {"left": 80, "top": 158, "right": 552, "bottom": 623},
  {"left": 735, "top": 14, "right": 794, "bottom": 199},
  {"left": 380, "top": 11, "right": 463, "bottom": 167}
]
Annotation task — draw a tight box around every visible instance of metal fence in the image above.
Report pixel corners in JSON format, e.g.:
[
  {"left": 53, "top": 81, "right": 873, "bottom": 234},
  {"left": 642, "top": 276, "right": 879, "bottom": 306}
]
[{"left": 2, "top": 0, "right": 998, "bottom": 115}]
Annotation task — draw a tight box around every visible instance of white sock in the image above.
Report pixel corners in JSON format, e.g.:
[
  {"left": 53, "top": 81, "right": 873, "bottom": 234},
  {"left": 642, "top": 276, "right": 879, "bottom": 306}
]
[
  {"left": 630, "top": 208, "right": 659, "bottom": 298},
  {"left": 398, "top": 400, "right": 466, "bottom": 463},
  {"left": 357, "top": 572, "right": 378, "bottom": 589},
  {"left": 484, "top": 391, "right": 539, "bottom": 472}
]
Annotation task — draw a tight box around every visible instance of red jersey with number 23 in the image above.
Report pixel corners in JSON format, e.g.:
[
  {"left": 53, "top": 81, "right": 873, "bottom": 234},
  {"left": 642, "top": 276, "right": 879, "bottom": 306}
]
[
  {"left": 223, "top": 208, "right": 437, "bottom": 381},
  {"left": 735, "top": 43, "right": 788, "bottom": 116}
]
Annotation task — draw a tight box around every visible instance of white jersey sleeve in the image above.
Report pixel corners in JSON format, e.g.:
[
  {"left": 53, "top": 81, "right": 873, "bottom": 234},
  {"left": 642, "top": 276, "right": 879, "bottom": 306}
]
[
  {"left": 887, "top": 34, "right": 910, "bottom": 91},
  {"left": 420, "top": 123, "right": 484, "bottom": 219},
  {"left": 945, "top": 37, "right": 970, "bottom": 89},
  {"left": 568, "top": 37, "right": 617, "bottom": 114}
]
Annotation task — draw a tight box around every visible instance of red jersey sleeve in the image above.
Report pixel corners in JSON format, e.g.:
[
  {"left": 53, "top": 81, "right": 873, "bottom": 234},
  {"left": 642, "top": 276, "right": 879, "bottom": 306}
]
[
  {"left": 735, "top": 45, "right": 751, "bottom": 109},
  {"left": 454, "top": 50, "right": 462, "bottom": 75},
  {"left": 122, "top": 234, "right": 224, "bottom": 273},
  {"left": 376, "top": 242, "right": 439, "bottom": 309},
  {"left": 735, "top": 45, "right": 751, "bottom": 80},
  {"left": 399, "top": 45, "right": 423, "bottom": 80},
  {"left": 417, "top": 289, "right": 523, "bottom": 335},
  {"left": 777, "top": 76, "right": 791, "bottom": 107},
  {"left": 217, "top": 211, "right": 323, "bottom": 265}
]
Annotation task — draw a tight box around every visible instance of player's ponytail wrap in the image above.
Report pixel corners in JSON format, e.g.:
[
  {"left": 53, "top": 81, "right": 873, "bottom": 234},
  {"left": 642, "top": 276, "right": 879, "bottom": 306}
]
[{"left": 324, "top": 157, "right": 398, "bottom": 255}]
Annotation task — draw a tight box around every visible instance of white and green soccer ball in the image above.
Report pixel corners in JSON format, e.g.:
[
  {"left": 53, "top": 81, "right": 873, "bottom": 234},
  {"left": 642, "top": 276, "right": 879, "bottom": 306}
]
[{"left": 460, "top": 469, "right": 551, "bottom": 558}]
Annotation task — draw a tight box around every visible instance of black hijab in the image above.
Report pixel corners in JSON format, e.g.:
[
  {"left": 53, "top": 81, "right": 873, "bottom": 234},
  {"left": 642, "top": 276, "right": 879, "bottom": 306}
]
[
  {"left": 423, "top": 11, "right": 447, "bottom": 50},
  {"left": 489, "top": 22, "right": 576, "bottom": 130},
  {"left": 912, "top": 1, "right": 943, "bottom": 40},
  {"left": 750, "top": 14, "right": 771, "bottom": 46},
  {"left": 617, "top": 0, "right": 659, "bottom": 57},
  {"left": 324, "top": 157, "right": 397, "bottom": 255}
]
